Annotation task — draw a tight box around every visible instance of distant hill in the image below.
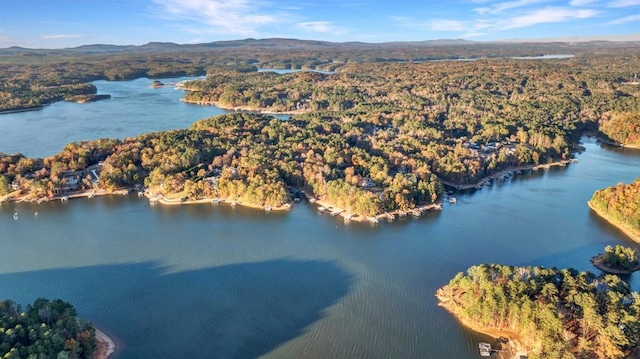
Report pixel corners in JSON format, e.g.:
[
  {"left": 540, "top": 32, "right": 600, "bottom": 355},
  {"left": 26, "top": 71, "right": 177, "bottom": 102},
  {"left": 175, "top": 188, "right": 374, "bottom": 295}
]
[{"left": 1, "top": 37, "right": 639, "bottom": 57}]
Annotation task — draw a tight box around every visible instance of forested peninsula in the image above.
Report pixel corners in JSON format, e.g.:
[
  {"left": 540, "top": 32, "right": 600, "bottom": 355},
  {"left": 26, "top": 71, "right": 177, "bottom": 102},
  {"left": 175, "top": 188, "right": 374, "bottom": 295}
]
[
  {"left": 436, "top": 264, "right": 640, "bottom": 359},
  {"left": 0, "top": 298, "right": 96, "bottom": 358},
  {"left": 589, "top": 179, "right": 640, "bottom": 243},
  {"left": 1, "top": 41, "right": 639, "bottom": 219}
]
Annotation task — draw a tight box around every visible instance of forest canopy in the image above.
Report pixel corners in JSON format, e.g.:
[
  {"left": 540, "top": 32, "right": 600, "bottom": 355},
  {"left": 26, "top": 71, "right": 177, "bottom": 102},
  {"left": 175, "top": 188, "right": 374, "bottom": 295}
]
[
  {"left": 437, "top": 264, "right": 640, "bottom": 359},
  {"left": 0, "top": 298, "right": 95, "bottom": 359},
  {"left": 589, "top": 179, "right": 640, "bottom": 241}
]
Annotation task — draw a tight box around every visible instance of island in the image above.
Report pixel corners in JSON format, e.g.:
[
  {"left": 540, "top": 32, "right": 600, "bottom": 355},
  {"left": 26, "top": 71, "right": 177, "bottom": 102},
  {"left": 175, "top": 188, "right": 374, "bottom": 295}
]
[
  {"left": 588, "top": 179, "right": 640, "bottom": 243},
  {"left": 436, "top": 264, "right": 640, "bottom": 359},
  {"left": 151, "top": 80, "right": 165, "bottom": 88},
  {"left": 591, "top": 245, "right": 640, "bottom": 274},
  {"left": 0, "top": 298, "right": 98, "bottom": 358}
]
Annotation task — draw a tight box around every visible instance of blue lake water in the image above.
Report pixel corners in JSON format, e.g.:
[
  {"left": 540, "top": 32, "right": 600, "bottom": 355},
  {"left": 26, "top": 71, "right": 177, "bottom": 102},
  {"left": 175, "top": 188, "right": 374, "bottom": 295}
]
[{"left": 0, "top": 78, "right": 639, "bottom": 358}]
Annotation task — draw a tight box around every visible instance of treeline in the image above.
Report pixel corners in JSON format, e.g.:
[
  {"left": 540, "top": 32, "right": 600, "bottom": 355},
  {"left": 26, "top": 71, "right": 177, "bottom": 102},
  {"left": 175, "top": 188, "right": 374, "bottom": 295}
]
[
  {"left": 589, "top": 179, "right": 640, "bottom": 236},
  {"left": 437, "top": 264, "right": 640, "bottom": 359},
  {"left": 601, "top": 245, "right": 639, "bottom": 271},
  {"left": 599, "top": 112, "right": 640, "bottom": 147},
  {"left": 0, "top": 298, "right": 95, "bottom": 358}
]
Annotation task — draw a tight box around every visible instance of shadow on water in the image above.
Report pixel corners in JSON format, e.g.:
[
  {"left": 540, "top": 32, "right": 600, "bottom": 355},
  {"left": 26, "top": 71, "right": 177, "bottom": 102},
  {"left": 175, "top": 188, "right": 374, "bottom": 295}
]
[{"left": 0, "top": 258, "right": 354, "bottom": 358}]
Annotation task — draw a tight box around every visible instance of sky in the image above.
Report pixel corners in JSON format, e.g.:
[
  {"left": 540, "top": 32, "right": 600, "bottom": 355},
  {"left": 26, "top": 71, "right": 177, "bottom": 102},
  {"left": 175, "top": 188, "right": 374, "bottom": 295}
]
[{"left": 0, "top": 0, "right": 639, "bottom": 48}]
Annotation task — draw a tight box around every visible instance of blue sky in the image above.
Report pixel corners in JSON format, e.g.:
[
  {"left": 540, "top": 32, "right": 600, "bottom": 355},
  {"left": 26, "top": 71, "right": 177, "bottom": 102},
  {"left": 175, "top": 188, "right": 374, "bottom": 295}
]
[{"left": 0, "top": 0, "right": 639, "bottom": 48}]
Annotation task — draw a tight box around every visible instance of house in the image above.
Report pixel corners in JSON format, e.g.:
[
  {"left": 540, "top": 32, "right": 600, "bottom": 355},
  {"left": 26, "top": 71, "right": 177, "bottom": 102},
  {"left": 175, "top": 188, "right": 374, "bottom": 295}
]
[{"left": 360, "top": 177, "right": 375, "bottom": 188}]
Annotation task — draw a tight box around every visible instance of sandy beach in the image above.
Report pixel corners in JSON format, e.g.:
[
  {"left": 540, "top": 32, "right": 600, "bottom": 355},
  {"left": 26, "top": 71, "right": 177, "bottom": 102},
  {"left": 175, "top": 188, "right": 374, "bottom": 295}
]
[
  {"left": 299, "top": 189, "right": 441, "bottom": 223},
  {"left": 145, "top": 188, "right": 293, "bottom": 212},
  {"left": 180, "top": 98, "right": 308, "bottom": 115},
  {"left": 93, "top": 327, "right": 116, "bottom": 359}
]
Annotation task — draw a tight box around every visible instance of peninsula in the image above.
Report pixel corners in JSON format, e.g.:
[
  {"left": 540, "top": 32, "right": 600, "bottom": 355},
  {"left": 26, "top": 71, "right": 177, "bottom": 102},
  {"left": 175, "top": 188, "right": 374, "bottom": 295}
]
[
  {"left": 588, "top": 179, "right": 640, "bottom": 243},
  {"left": 436, "top": 264, "right": 640, "bottom": 359},
  {"left": 2, "top": 46, "right": 640, "bottom": 222}
]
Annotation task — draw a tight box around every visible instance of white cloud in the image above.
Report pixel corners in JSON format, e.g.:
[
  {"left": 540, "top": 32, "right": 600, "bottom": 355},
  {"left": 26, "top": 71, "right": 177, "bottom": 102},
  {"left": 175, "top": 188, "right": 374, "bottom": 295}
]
[
  {"left": 394, "top": 17, "right": 471, "bottom": 32},
  {"left": 569, "top": 0, "right": 596, "bottom": 5},
  {"left": 608, "top": 0, "right": 640, "bottom": 7},
  {"left": 42, "top": 34, "right": 83, "bottom": 39},
  {"left": 474, "top": 0, "right": 551, "bottom": 14},
  {"left": 152, "top": 0, "right": 285, "bottom": 36},
  {"left": 461, "top": 32, "right": 489, "bottom": 38},
  {"left": 607, "top": 14, "right": 640, "bottom": 24},
  {"left": 502, "top": 7, "right": 598, "bottom": 29},
  {"left": 428, "top": 19, "right": 470, "bottom": 32},
  {"left": 296, "top": 21, "right": 346, "bottom": 34}
]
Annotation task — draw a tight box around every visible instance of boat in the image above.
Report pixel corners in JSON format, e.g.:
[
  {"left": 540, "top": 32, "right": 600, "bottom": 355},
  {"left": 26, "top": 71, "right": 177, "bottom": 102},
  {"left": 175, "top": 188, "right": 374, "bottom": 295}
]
[
  {"left": 479, "top": 342, "right": 492, "bottom": 357},
  {"left": 448, "top": 197, "right": 457, "bottom": 204},
  {"left": 369, "top": 217, "right": 379, "bottom": 224},
  {"left": 344, "top": 213, "right": 353, "bottom": 223},
  {"left": 317, "top": 206, "right": 326, "bottom": 213},
  {"left": 265, "top": 205, "right": 272, "bottom": 212},
  {"left": 13, "top": 212, "right": 18, "bottom": 220},
  {"left": 231, "top": 200, "right": 237, "bottom": 206},
  {"left": 211, "top": 198, "right": 220, "bottom": 204},
  {"left": 149, "top": 197, "right": 158, "bottom": 204}
]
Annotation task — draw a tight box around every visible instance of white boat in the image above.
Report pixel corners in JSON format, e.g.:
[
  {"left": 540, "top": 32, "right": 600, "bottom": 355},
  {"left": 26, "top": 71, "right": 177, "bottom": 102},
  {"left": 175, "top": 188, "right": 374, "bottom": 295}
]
[
  {"left": 369, "top": 217, "right": 379, "bottom": 224},
  {"left": 448, "top": 197, "right": 457, "bottom": 204},
  {"left": 265, "top": 205, "right": 272, "bottom": 212},
  {"left": 13, "top": 212, "right": 18, "bottom": 220},
  {"left": 317, "top": 206, "right": 326, "bottom": 213}
]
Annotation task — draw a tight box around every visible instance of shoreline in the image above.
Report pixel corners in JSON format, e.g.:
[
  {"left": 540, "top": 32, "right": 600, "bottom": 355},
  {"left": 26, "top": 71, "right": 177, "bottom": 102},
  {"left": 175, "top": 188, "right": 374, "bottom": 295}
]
[
  {"left": 180, "top": 98, "right": 309, "bottom": 115},
  {"left": 145, "top": 188, "right": 293, "bottom": 212},
  {"left": 300, "top": 189, "right": 441, "bottom": 223},
  {"left": 436, "top": 288, "right": 529, "bottom": 359},
  {"left": 93, "top": 327, "right": 116, "bottom": 359},
  {"left": 591, "top": 254, "right": 640, "bottom": 274},
  {"left": 590, "top": 134, "right": 640, "bottom": 150},
  {"left": 588, "top": 201, "right": 640, "bottom": 244},
  {"left": 440, "top": 159, "right": 574, "bottom": 190}
]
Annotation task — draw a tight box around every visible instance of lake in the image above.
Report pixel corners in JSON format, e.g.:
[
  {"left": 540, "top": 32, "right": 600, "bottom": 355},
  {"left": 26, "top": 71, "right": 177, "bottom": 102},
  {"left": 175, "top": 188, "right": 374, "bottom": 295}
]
[
  {"left": 0, "top": 76, "right": 291, "bottom": 158},
  {"left": 0, "top": 78, "right": 639, "bottom": 358}
]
